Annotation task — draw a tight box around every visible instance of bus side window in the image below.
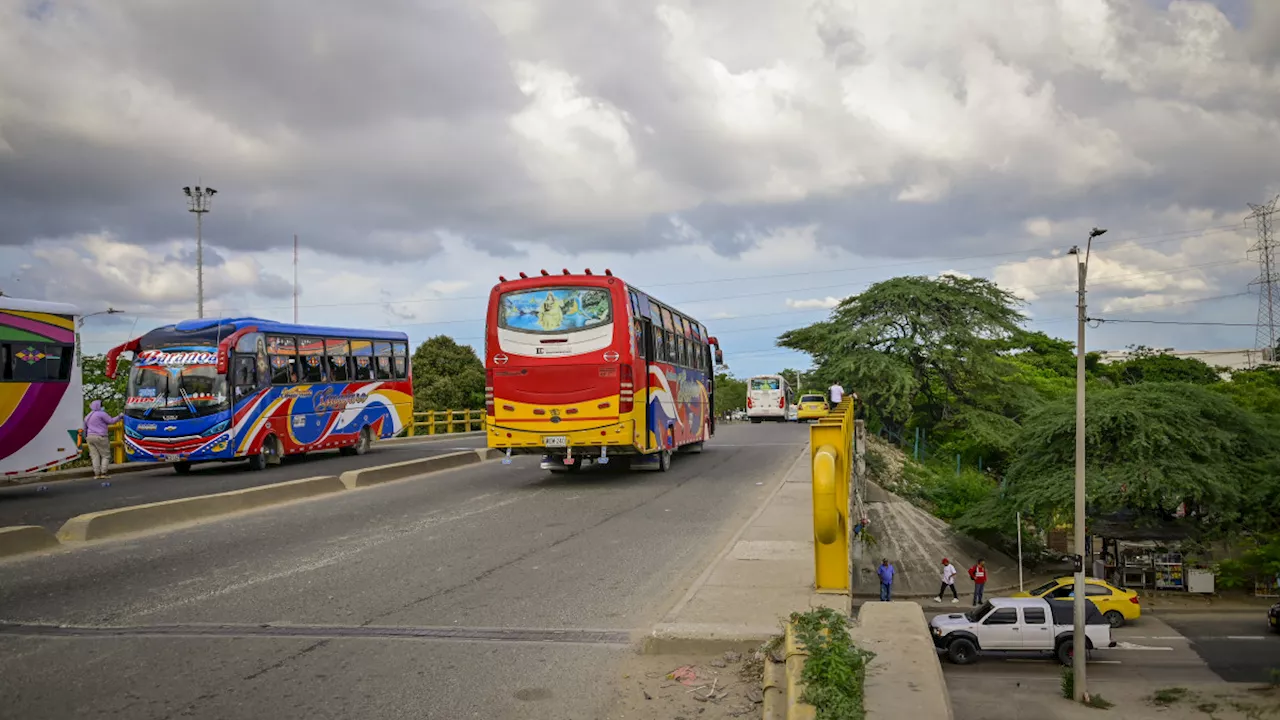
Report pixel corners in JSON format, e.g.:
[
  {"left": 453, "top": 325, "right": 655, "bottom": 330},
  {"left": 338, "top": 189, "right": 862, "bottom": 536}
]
[
  {"left": 351, "top": 340, "right": 374, "bottom": 382},
  {"left": 374, "top": 342, "right": 394, "bottom": 381},
  {"left": 326, "top": 339, "right": 351, "bottom": 382},
  {"left": 298, "top": 337, "right": 327, "bottom": 383},
  {"left": 392, "top": 341, "right": 408, "bottom": 379},
  {"left": 267, "top": 335, "right": 298, "bottom": 384}
]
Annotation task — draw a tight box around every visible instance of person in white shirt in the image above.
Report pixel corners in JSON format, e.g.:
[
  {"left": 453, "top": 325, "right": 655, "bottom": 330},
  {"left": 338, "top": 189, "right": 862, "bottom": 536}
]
[
  {"left": 828, "top": 383, "right": 844, "bottom": 405},
  {"left": 934, "top": 558, "right": 960, "bottom": 603}
]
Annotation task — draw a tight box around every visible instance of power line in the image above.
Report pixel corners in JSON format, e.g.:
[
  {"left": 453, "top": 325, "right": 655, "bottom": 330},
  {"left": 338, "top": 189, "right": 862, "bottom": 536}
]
[{"left": 1087, "top": 318, "right": 1257, "bottom": 327}]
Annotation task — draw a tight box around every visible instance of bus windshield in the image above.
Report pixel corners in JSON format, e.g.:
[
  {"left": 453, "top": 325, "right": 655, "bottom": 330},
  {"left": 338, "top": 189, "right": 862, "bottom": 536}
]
[
  {"left": 125, "top": 349, "right": 229, "bottom": 419},
  {"left": 498, "top": 287, "right": 612, "bottom": 334}
]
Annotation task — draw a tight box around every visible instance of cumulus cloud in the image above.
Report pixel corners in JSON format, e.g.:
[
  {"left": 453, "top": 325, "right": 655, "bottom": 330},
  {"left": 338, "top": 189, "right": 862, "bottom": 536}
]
[{"left": 4, "top": 0, "right": 1279, "bottom": 373}]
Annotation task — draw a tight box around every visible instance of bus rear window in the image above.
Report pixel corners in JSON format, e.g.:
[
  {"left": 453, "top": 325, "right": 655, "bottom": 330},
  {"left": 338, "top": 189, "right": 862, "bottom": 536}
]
[
  {"left": 498, "top": 287, "right": 612, "bottom": 334},
  {"left": 750, "top": 378, "right": 781, "bottom": 391}
]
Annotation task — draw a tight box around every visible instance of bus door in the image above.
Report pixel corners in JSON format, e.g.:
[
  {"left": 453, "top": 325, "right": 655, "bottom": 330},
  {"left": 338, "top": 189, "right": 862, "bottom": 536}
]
[
  {"left": 232, "top": 335, "right": 269, "bottom": 407},
  {"left": 706, "top": 344, "right": 716, "bottom": 437},
  {"left": 641, "top": 317, "right": 655, "bottom": 451}
]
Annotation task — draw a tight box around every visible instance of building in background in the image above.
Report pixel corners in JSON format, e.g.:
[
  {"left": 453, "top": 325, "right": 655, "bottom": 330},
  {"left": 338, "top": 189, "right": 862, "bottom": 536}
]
[{"left": 1096, "top": 347, "right": 1275, "bottom": 378}]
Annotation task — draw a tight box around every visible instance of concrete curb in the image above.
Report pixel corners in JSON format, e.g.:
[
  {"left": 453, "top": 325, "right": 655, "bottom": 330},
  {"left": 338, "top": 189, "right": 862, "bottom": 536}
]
[
  {"left": 642, "top": 622, "right": 777, "bottom": 655},
  {"left": 338, "top": 449, "right": 497, "bottom": 489},
  {"left": 0, "top": 525, "right": 61, "bottom": 558},
  {"left": 381, "top": 431, "right": 483, "bottom": 446},
  {"left": 56, "top": 475, "right": 345, "bottom": 542}
]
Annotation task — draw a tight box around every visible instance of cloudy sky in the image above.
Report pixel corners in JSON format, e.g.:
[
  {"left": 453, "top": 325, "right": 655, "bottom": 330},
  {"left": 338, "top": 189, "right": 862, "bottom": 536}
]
[{"left": 2, "top": 0, "right": 1278, "bottom": 377}]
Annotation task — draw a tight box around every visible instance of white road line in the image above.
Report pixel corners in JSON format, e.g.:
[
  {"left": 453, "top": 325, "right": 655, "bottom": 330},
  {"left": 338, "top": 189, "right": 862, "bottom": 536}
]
[
  {"left": 1226, "top": 636, "right": 1266, "bottom": 640},
  {"left": 1113, "top": 641, "right": 1175, "bottom": 651}
]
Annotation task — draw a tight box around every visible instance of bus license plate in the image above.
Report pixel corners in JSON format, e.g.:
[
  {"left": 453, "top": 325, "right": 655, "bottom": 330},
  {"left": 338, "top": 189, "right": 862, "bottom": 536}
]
[
  {"left": 161, "top": 454, "right": 185, "bottom": 462},
  {"left": 543, "top": 436, "right": 568, "bottom": 448}
]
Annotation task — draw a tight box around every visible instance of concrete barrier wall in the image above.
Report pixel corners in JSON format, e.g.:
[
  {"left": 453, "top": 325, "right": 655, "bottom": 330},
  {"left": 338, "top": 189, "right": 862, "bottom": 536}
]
[
  {"left": 0, "top": 446, "right": 505, "bottom": 559},
  {"left": 57, "top": 475, "right": 346, "bottom": 542},
  {"left": 852, "top": 602, "right": 954, "bottom": 719},
  {"left": 0, "top": 525, "right": 61, "bottom": 558},
  {"left": 338, "top": 449, "right": 487, "bottom": 489},
  {"left": 764, "top": 601, "right": 952, "bottom": 720}
]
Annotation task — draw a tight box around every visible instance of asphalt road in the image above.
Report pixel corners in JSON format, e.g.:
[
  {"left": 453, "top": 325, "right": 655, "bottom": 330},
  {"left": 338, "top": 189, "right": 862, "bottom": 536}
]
[
  {"left": 942, "top": 612, "right": 1278, "bottom": 719},
  {"left": 0, "top": 435, "right": 486, "bottom": 532},
  {"left": 0, "top": 422, "right": 808, "bottom": 720}
]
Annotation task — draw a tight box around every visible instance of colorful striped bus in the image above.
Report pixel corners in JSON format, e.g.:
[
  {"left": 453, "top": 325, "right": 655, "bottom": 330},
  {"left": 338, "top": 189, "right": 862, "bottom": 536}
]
[
  {"left": 484, "top": 270, "right": 723, "bottom": 472},
  {"left": 106, "top": 317, "right": 412, "bottom": 473},
  {"left": 0, "top": 297, "right": 82, "bottom": 478}
]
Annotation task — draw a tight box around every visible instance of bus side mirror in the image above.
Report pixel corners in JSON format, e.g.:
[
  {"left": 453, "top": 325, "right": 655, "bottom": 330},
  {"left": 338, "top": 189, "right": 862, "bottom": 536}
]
[{"left": 714, "top": 349, "right": 723, "bottom": 365}]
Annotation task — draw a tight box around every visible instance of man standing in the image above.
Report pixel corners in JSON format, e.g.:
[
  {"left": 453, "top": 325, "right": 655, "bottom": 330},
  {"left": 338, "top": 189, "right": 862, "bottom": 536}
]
[
  {"left": 829, "top": 382, "right": 844, "bottom": 405},
  {"left": 969, "top": 558, "right": 988, "bottom": 606},
  {"left": 877, "top": 558, "right": 895, "bottom": 601},
  {"left": 934, "top": 558, "right": 959, "bottom": 604}
]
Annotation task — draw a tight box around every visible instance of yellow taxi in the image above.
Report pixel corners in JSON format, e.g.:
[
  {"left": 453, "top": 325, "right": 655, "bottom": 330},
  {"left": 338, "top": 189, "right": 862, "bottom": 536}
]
[
  {"left": 1013, "top": 577, "right": 1141, "bottom": 628},
  {"left": 796, "top": 394, "right": 830, "bottom": 421}
]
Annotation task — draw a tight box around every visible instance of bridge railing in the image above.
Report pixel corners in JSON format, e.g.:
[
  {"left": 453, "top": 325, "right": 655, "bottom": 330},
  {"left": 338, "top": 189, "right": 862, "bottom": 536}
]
[{"left": 406, "top": 409, "right": 486, "bottom": 437}]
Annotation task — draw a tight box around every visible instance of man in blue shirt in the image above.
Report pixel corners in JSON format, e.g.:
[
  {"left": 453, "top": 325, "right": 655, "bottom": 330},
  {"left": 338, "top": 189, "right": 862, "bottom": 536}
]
[{"left": 877, "top": 558, "right": 895, "bottom": 601}]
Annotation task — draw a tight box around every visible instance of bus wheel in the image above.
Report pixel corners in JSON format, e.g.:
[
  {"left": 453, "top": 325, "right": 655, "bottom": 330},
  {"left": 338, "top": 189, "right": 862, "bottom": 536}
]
[
  {"left": 342, "top": 428, "right": 372, "bottom": 456},
  {"left": 658, "top": 449, "right": 672, "bottom": 472},
  {"left": 247, "top": 449, "right": 268, "bottom": 472},
  {"left": 174, "top": 461, "right": 192, "bottom": 475}
]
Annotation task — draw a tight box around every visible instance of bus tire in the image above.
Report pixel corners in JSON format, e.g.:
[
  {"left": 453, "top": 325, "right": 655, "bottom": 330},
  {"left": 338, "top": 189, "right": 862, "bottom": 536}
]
[
  {"left": 342, "top": 427, "right": 372, "bottom": 457},
  {"left": 684, "top": 442, "right": 704, "bottom": 454},
  {"left": 246, "top": 449, "right": 268, "bottom": 472},
  {"left": 173, "top": 461, "right": 192, "bottom": 475},
  {"left": 658, "top": 449, "right": 672, "bottom": 472}
]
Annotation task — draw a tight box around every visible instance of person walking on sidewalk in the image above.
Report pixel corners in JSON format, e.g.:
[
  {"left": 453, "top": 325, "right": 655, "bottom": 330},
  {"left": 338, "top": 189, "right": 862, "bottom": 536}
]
[
  {"left": 877, "top": 558, "right": 895, "bottom": 601},
  {"left": 968, "top": 558, "right": 988, "bottom": 606},
  {"left": 934, "top": 558, "right": 960, "bottom": 604},
  {"left": 82, "top": 400, "right": 121, "bottom": 480}
]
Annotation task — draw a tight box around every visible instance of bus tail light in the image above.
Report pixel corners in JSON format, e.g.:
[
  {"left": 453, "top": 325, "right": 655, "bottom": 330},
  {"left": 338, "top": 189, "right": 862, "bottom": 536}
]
[
  {"left": 747, "top": 397, "right": 753, "bottom": 409},
  {"left": 779, "top": 396, "right": 785, "bottom": 409},
  {"left": 620, "top": 365, "right": 634, "bottom": 413},
  {"left": 485, "top": 370, "right": 494, "bottom": 416}
]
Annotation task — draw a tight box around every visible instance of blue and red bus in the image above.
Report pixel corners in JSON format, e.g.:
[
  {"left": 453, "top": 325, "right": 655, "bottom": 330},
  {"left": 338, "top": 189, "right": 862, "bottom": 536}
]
[
  {"left": 484, "top": 269, "right": 723, "bottom": 472},
  {"left": 106, "top": 317, "right": 413, "bottom": 473}
]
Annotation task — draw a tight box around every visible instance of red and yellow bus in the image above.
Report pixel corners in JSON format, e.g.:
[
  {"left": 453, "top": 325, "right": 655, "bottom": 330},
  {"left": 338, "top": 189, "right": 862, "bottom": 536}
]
[{"left": 484, "top": 269, "right": 723, "bottom": 472}]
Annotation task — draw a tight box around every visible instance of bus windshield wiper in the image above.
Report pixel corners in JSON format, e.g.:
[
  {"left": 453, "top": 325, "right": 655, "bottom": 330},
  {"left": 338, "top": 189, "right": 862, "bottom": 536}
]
[{"left": 143, "top": 373, "right": 170, "bottom": 418}]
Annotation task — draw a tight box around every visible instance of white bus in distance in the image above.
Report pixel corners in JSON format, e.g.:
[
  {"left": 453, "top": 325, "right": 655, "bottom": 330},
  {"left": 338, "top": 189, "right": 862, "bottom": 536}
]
[{"left": 746, "top": 374, "right": 792, "bottom": 423}]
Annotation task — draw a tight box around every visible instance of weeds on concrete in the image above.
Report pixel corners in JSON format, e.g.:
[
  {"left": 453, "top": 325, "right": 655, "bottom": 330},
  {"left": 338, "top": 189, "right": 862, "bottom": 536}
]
[
  {"left": 1059, "top": 669, "right": 1114, "bottom": 710},
  {"left": 1152, "top": 687, "right": 1190, "bottom": 706},
  {"left": 790, "top": 607, "right": 875, "bottom": 720}
]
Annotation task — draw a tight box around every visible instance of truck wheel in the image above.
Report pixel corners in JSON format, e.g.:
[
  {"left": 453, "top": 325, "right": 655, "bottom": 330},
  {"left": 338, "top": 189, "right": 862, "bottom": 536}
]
[
  {"left": 947, "top": 638, "right": 977, "bottom": 665},
  {"left": 1056, "top": 639, "right": 1075, "bottom": 666},
  {"left": 1104, "top": 611, "right": 1125, "bottom": 629}
]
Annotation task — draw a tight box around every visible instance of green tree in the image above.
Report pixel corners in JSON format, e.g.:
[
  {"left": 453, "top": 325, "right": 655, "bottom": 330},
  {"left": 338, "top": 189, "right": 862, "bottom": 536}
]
[
  {"left": 1002, "top": 382, "right": 1280, "bottom": 535},
  {"left": 81, "top": 354, "right": 131, "bottom": 416},
  {"left": 714, "top": 372, "right": 747, "bottom": 415},
  {"left": 777, "top": 274, "right": 1027, "bottom": 438},
  {"left": 1098, "top": 345, "right": 1221, "bottom": 386},
  {"left": 411, "top": 336, "right": 485, "bottom": 412},
  {"left": 1214, "top": 367, "right": 1280, "bottom": 416}
]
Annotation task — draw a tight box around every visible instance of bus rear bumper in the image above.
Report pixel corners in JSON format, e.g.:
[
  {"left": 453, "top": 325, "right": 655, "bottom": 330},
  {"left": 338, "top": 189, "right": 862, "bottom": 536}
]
[{"left": 486, "top": 419, "right": 636, "bottom": 455}]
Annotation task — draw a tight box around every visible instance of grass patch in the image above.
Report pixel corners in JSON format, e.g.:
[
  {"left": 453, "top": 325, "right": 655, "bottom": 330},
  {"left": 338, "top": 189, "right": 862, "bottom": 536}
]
[
  {"left": 1061, "top": 668, "right": 1073, "bottom": 699},
  {"left": 1085, "top": 695, "right": 1114, "bottom": 710},
  {"left": 1152, "top": 687, "right": 1190, "bottom": 706},
  {"left": 790, "top": 607, "right": 875, "bottom": 720}
]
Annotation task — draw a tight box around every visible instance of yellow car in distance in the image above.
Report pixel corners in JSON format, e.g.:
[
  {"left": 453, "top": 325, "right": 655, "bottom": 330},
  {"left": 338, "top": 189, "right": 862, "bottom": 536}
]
[
  {"left": 1012, "top": 577, "right": 1141, "bottom": 628},
  {"left": 796, "top": 394, "right": 830, "bottom": 421}
]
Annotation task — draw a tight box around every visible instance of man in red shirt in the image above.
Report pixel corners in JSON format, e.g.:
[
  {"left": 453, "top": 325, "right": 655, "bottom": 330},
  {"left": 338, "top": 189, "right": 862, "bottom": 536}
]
[{"left": 968, "top": 559, "right": 988, "bottom": 606}]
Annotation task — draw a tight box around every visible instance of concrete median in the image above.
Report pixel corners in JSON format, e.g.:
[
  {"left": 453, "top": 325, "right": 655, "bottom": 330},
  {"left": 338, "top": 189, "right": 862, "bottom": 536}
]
[
  {"left": 56, "top": 475, "right": 345, "bottom": 543},
  {"left": 338, "top": 448, "right": 500, "bottom": 490},
  {"left": 0, "top": 525, "right": 61, "bottom": 558}
]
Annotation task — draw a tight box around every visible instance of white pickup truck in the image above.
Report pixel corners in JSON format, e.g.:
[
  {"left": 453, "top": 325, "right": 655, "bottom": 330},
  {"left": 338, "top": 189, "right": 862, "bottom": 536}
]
[{"left": 930, "top": 597, "right": 1115, "bottom": 666}]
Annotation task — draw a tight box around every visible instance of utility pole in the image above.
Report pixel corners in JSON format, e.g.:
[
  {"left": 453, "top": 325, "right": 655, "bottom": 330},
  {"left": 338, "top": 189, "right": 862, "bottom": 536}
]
[
  {"left": 183, "top": 185, "right": 218, "bottom": 318},
  {"left": 293, "top": 234, "right": 300, "bottom": 323},
  {"left": 1068, "top": 226, "right": 1106, "bottom": 703}
]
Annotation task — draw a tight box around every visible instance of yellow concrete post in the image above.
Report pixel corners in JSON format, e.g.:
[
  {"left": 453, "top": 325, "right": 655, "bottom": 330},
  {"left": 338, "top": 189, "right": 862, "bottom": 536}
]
[
  {"left": 811, "top": 404, "right": 850, "bottom": 592},
  {"left": 428, "top": 413, "right": 436, "bottom": 436},
  {"left": 110, "top": 422, "right": 125, "bottom": 465},
  {"left": 407, "top": 412, "right": 416, "bottom": 437}
]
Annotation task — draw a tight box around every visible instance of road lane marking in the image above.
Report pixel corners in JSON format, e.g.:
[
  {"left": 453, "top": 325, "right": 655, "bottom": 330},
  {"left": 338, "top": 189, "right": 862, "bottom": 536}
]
[{"left": 1114, "top": 641, "right": 1175, "bottom": 651}]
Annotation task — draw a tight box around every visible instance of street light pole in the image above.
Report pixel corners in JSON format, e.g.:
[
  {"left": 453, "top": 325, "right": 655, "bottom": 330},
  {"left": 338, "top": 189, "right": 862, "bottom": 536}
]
[
  {"left": 183, "top": 185, "right": 218, "bottom": 318},
  {"left": 1069, "top": 226, "right": 1106, "bottom": 703}
]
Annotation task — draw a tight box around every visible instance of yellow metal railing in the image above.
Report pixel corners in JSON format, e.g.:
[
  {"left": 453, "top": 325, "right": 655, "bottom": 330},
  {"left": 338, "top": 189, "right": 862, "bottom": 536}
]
[
  {"left": 406, "top": 409, "right": 486, "bottom": 437},
  {"left": 811, "top": 398, "right": 856, "bottom": 593}
]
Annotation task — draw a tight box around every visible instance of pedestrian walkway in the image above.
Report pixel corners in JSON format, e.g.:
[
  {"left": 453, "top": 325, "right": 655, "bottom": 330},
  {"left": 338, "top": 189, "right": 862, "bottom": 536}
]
[{"left": 649, "top": 446, "right": 1020, "bottom": 646}]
